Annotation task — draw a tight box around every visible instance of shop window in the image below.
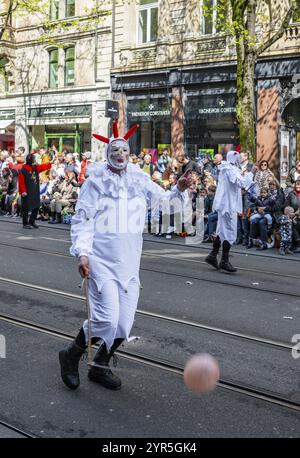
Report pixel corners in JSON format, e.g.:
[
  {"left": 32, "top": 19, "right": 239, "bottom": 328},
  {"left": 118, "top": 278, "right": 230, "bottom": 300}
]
[
  {"left": 138, "top": 0, "right": 158, "bottom": 44},
  {"left": 49, "top": 49, "right": 58, "bottom": 89},
  {"left": 50, "top": 0, "right": 59, "bottom": 20},
  {"left": 201, "top": 0, "right": 223, "bottom": 35},
  {"left": 66, "top": 0, "right": 76, "bottom": 18},
  {"left": 65, "top": 46, "right": 75, "bottom": 86}
]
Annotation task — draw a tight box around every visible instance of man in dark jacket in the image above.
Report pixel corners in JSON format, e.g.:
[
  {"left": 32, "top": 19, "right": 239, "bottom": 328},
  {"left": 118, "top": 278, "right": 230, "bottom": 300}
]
[{"left": 18, "top": 153, "right": 51, "bottom": 228}]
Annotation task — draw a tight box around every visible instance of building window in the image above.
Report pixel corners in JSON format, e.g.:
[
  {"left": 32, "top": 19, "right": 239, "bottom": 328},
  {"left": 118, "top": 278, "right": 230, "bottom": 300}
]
[
  {"left": 138, "top": 0, "right": 158, "bottom": 44},
  {"left": 49, "top": 49, "right": 58, "bottom": 89},
  {"left": 66, "top": 0, "right": 76, "bottom": 18},
  {"left": 50, "top": 0, "right": 59, "bottom": 20},
  {"left": 0, "top": 65, "right": 9, "bottom": 93},
  {"left": 201, "top": 0, "right": 222, "bottom": 35},
  {"left": 65, "top": 47, "right": 75, "bottom": 86}
]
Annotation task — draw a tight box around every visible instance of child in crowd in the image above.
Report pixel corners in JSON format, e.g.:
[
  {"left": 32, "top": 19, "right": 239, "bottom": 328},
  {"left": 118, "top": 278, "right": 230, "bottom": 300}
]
[
  {"left": 249, "top": 187, "right": 274, "bottom": 227},
  {"left": 279, "top": 206, "right": 295, "bottom": 255}
]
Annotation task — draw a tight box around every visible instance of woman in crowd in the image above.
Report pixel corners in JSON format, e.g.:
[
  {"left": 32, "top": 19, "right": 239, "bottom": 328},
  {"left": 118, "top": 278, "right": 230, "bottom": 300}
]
[{"left": 254, "top": 160, "right": 277, "bottom": 191}]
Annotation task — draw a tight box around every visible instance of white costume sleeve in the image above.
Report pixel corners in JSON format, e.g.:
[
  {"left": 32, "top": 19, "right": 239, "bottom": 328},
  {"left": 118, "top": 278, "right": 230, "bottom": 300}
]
[
  {"left": 227, "top": 168, "right": 253, "bottom": 189},
  {"left": 144, "top": 180, "right": 185, "bottom": 207},
  {"left": 70, "top": 179, "right": 99, "bottom": 258}
]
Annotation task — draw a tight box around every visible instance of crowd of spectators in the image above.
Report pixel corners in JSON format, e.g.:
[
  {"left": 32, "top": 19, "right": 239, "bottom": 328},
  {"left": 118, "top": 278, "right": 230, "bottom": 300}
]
[{"left": 0, "top": 145, "right": 299, "bottom": 255}]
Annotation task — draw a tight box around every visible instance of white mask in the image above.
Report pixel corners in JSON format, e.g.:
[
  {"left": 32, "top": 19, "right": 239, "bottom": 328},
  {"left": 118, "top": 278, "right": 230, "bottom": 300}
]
[{"left": 107, "top": 139, "right": 130, "bottom": 171}]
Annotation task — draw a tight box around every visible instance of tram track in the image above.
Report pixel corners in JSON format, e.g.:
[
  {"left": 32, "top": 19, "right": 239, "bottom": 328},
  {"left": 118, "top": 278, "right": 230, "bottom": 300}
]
[
  {"left": 1, "top": 217, "right": 300, "bottom": 263},
  {"left": 0, "top": 312, "right": 299, "bottom": 413},
  {"left": 0, "top": 275, "right": 294, "bottom": 351},
  {"left": 0, "top": 241, "right": 299, "bottom": 298},
  {"left": 0, "top": 419, "right": 37, "bottom": 438},
  {"left": 1, "top": 239, "right": 300, "bottom": 281}
]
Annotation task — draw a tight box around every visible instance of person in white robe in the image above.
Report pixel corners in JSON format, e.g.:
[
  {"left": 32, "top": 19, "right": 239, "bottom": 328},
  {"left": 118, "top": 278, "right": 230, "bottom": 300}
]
[
  {"left": 205, "top": 151, "right": 254, "bottom": 273},
  {"left": 59, "top": 122, "right": 192, "bottom": 391}
]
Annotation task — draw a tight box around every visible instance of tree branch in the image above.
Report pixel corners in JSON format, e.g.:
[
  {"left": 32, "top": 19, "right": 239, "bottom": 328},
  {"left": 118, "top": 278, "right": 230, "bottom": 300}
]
[
  {"left": 0, "top": 0, "right": 16, "bottom": 41},
  {"left": 255, "top": 1, "right": 297, "bottom": 56}
]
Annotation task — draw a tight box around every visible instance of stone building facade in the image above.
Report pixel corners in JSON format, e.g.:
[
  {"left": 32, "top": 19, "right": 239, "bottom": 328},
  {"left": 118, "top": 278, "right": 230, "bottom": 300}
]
[
  {"left": 0, "top": 0, "right": 112, "bottom": 159},
  {"left": 111, "top": 0, "right": 300, "bottom": 181}
]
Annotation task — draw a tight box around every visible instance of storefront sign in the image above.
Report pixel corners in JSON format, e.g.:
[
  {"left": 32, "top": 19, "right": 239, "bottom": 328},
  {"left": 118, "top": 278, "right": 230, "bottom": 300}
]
[
  {"left": 128, "top": 98, "right": 171, "bottom": 120},
  {"left": 28, "top": 105, "right": 92, "bottom": 119},
  {"left": 186, "top": 94, "right": 237, "bottom": 118},
  {"left": 0, "top": 110, "right": 15, "bottom": 120},
  {"left": 105, "top": 100, "right": 119, "bottom": 119}
]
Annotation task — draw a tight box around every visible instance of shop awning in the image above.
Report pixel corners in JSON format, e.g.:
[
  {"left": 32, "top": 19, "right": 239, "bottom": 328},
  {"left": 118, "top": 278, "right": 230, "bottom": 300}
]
[{"left": 0, "top": 120, "right": 14, "bottom": 134}]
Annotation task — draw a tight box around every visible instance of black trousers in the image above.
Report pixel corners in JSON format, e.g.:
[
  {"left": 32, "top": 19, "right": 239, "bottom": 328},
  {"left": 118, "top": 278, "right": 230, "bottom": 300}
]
[{"left": 22, "top": 207, "right": 38, "bottom": 226}]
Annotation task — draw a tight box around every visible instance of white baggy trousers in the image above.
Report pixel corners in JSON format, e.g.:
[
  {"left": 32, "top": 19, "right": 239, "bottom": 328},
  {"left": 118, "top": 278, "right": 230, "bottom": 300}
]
[{"left": 83, "top": 278, "right": 140, "bottom": 351}]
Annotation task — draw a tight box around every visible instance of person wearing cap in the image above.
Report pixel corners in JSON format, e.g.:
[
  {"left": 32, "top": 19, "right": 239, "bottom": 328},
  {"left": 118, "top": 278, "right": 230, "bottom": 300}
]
[
  {"left": 59, "top": 121, "right": 193, "bottom": 392},
  {"left": 18, "top": 153, "right": 52, "bottom": 229},
  {"left": 78, "top": 151, "right": 92, "bottom": 184},
  {"left": 205, "top": 151, "right": 254, "bottom": 272}
]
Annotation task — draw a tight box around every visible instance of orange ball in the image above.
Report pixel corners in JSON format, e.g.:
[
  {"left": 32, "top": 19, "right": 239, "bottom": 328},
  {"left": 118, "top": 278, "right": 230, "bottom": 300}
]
[{"left": 183, "top": 353, "right": 220, "bottom": 394}]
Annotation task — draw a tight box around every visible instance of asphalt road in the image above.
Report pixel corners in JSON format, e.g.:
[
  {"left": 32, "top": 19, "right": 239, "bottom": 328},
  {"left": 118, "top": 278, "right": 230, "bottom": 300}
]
[{"left": 0, "top": 218, "right": 299, "bottom": 437}]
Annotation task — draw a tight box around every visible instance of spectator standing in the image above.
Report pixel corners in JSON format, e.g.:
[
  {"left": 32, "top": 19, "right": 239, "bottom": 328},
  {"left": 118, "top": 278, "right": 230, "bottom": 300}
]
[
  {"left": 286, "top": 160, "right": 300, "bottom": 192},
  {"left": 285, "top": 180, "right": 300, "bottom": 251},
  {"left": 140, "top": 154, "right": 156, "bottom": 177},
  {"left": 157, "top": 149, "right": 170, "bottom": 174},
  {"left": 279, "top": 207, "right": 294, "bottom": 255},
  {"left": 177, "top": 152, "right": 199, "bottom": 177},
  {"left": 78, "top": 152, "right": 92, "bottom": 184},
  {"left": 18, "top": 153, "right": 51, "bottom": 229}
]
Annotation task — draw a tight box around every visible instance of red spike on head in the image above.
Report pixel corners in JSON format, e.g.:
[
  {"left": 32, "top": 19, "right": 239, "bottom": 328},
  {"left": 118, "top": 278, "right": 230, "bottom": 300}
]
[
  {"left": 113, "top": 120, "right": 119, "bottom": 138},
  {"left": 92, "top": 134, "right": 110, "bottom": 144},
  {"left": 124, "top": 124, "right": 139, "bottom": 141}
]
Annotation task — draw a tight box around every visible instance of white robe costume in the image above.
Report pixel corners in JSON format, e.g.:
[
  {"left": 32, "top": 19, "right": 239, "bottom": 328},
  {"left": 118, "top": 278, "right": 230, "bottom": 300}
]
[
  {"left": 213, "top": 152, "right": 254, "bottom": 245},
  {"left": 70, "top": 162, "right": 184, "bottom": 350}
]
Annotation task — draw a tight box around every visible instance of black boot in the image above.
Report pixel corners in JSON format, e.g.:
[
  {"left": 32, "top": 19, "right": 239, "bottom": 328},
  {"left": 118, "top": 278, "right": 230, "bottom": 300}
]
[
  {"left": 219, "top": 240, "right": 237, "bottom": 273},
  {"left": 88, "top": 338, "right": 124, "bottom": 390},
  {"left": 205, "top": 236, "right": 221, "bottom": 269},
  {"left": 59, "top": 328, "right": 86, "bottom": 390}
]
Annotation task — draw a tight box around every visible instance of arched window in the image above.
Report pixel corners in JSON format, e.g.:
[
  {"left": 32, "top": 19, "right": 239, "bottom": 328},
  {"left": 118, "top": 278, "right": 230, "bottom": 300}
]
[
  {"left": 138, "top": 0, "right": 158, "bottom": 44},
  {"left": 49, "top": 49, "right": 58, "bottom": 88},
  {"left": 65, "top": 46, "right": 75, "bottom": 86}
]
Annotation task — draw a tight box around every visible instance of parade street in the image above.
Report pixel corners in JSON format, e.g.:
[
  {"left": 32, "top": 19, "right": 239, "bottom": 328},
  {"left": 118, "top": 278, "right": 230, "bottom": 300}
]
[{"left": 0, "top": 217, "right": 299, "bottom": 438}]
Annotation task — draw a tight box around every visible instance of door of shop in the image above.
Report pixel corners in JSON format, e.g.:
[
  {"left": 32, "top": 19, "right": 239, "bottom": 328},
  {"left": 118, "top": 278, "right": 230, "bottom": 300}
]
[{"left": 45, "top": 132, "right": 81, "bottom": 155}]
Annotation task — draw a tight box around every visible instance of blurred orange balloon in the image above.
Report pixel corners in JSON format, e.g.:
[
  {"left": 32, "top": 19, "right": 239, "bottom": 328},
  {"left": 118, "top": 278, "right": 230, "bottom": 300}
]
[{"left": 184, "top": 353, "right": 220, "bottom": 394}]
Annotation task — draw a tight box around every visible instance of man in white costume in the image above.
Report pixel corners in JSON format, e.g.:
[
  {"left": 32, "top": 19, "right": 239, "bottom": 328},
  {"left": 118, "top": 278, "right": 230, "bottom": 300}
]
[
  {"left": 59, "top": 122, "right": 192, "bottom": 390},
  {"left": 205, "top": 151, "right": 254, "bottom": 273}
]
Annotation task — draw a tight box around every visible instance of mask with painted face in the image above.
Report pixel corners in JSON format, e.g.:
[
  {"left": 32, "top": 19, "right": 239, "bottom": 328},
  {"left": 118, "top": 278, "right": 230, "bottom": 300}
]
[
  {"left": 92, "top": 121, "right": 139, "bottom": 172},
  {"left": 107, "top": 139, "right": 130, "bottom": 171},
  {"left": 226, "top": 151, "right": 241, "bottom": 169}
]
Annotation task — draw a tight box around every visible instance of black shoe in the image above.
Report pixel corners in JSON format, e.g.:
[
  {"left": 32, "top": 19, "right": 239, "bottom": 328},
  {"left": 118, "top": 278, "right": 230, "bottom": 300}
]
[
  {"left": 59, "top": 343, "right": 85, "bottom": 390},
  {"left": 23, "top": 224, "right": 32, "bottom": 229},
  {"left": 219, "top": 259, "right": 237, "bottom": 273},
  {"left": 202, "top": 236, "right": 212, "bottom": 243},
  {"left": 247, "top": 239, "right": 253, "bottom": 249},
  {"left": 205, "top": 254, "right": 219, "bottom": 270},
  {"left": 30, "top": 223, "right": 39, "bottom": 229},
  {"left": 88, "top": 340, "right": 122, "bottom": 390}
]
